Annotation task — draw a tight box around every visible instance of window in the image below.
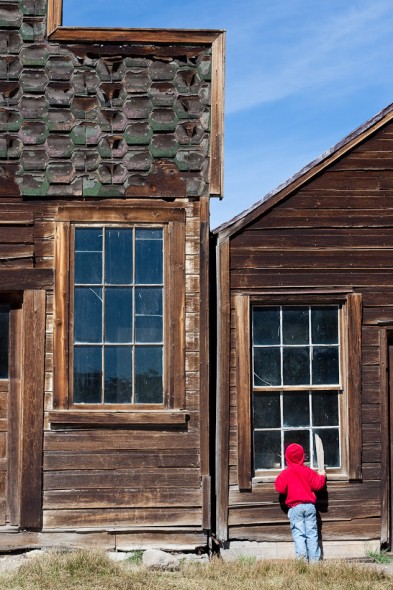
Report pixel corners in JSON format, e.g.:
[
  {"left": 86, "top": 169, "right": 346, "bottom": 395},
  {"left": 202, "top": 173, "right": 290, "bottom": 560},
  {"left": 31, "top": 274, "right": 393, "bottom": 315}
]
[
  {"left": 235, "top": 293, "right": 362, "bottom": 489},
  {"left": 53, "top": 205, "right": 186, "bottom": 417},
  {"left": 252, "top": 306, "right": 341, "bottom": 471},
  {"left": 72, "top": 226, "right": 164, "bottom": 405}
]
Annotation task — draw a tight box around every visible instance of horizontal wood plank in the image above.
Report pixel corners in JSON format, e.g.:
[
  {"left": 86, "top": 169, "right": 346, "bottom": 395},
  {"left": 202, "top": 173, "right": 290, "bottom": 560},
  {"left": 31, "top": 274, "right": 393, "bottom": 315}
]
[
  {"left": 44, "top": 468, "right": 201, "bottom": 490},
  {"left": 44, "top": 449, "right": 200, "bottom": 471},
  {"left": 48, "top": 411, "right": 189, "bottom": 426},
  {"left": 43, "top": 507, "right": 202, "bottom": 529},
  {"left": 44, "top": 431, "right": 200, "bottom": 451},
  {"left": 44, "top": 487, "right": 202, "bottom": 509}
]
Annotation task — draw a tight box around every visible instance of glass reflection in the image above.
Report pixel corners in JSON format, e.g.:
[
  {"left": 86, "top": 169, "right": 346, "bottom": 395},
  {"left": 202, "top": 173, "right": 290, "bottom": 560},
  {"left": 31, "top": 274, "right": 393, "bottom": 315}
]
[
  {"left": 313, "top": 392, "right": 339, "bottom": 426},
  {"left": 312, "top": 307, "right": 338, "bottom": 344},
  {"left": 283, "top": 392, "right": 310, "bottom": 427},
  {"left": 74, "top": 346, "right": 102, "bottom": 403},
  {"left": 313, "top": 429, "right": 340, "bottom": 468},
  {"left": 105, "top": 287, "right": 132, "bottom": 343},
  {"left": 254, "top": 394, "right": 280, "bottom": 429},
  {"left": 135, "top": 229, "right": 163, "bottom": 285},
  {"left": 283, "top": 347, "right": 309, "bottom": 385},
  {"left": 282, "top": 307, "right": 309, "bottom": 344},
  {"left": 135, "top": 346, "right": 163, "bottom": 403},
  {"left": 254, "top": 348, "right": 280, "bottom": 386},
  {"left": 105, "top": 228, "right": 133, "bottom": 285},
  {"left": 135, "top": 287, "right": 163, "bottom": 343},
  {"left": 74, "top": 287, "right": 102, "bottom": 343},
  {"left": 312, "top": 347, "right": 339, "bottom": 384},
  {"left": 104, "top": 346, "right": 132, "bottom": 404},
  {"left": 254, "top": 431, "right": 281, "bottom": 470},
  {"left": 252, "top": 307, "right": 280, "bottom": 345}
]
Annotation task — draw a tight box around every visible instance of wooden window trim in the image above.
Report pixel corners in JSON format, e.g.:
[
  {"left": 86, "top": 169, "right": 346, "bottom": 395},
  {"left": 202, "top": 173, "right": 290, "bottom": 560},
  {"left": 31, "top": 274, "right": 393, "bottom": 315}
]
[
  {"left": 48, "top": 410, "right": 189, "bottom": 426},
  {"left": 236, "top": 291, "right": 362, "bottom": 490},
  {"left": 53, "top": 208, "right": 185, "bottom": 419}
]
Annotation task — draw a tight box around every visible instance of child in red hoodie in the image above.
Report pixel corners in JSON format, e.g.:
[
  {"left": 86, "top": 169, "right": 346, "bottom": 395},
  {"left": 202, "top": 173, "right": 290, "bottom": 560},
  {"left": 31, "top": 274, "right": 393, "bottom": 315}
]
[{"left": 275, "top": 443, "right": 326, "bottom": 562}]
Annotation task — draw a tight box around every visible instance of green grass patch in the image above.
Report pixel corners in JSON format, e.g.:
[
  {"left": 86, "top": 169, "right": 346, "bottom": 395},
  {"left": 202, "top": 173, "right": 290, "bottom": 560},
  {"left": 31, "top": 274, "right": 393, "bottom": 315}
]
[{"left": 365, "top": 548, "right": 393, "bottom": 565}]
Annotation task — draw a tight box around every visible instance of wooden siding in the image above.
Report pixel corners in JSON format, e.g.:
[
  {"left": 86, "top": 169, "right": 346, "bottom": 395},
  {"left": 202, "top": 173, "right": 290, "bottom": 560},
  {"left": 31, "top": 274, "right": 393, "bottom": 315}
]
[{"left": 224, "top": 120, "right": 393, "bottom": 544}]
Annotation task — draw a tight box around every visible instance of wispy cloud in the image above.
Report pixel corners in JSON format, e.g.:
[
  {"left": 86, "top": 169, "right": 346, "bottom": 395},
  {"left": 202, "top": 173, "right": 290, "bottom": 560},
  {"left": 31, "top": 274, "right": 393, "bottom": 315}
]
[{"left": 226, "top": 0, "right": 393, "bottom": 113}]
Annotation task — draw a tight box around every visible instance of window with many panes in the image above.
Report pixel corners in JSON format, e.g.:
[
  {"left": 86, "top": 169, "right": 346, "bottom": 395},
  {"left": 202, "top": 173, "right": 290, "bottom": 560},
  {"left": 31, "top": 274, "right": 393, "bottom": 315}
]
[
  {"left": 53, "top": 206, "right": 186, "bottom": 414},
  {"left": 72, "top": 226, "right": 164, "bottom": 405},
  {"left": 252, "top": 305, "right": 341, "bottom": 471}
]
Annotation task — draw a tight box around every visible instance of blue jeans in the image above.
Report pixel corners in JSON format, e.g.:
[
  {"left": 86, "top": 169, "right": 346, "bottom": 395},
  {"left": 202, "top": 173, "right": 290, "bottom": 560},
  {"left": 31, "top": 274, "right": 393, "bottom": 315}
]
[{"left": 288, "top": 503, "right": 321, "bottom": 562}]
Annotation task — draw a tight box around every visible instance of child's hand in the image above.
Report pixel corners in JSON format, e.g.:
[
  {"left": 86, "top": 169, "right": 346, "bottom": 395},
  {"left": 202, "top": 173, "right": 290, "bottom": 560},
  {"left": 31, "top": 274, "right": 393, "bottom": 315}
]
[{"left": 318, "top": 469, "right": 326, "bottom": 476}]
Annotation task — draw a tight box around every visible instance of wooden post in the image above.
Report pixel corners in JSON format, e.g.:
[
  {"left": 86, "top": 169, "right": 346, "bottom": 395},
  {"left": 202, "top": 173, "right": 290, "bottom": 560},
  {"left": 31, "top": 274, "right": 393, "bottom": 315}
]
[{"left": 19, "top": 290, "right": 46, "bottom": 529}]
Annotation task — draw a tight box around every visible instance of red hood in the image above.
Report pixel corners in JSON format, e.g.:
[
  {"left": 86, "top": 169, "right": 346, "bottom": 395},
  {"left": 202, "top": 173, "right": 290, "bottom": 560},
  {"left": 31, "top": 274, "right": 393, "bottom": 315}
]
[{"left": 285, "top": 443, "right": 305, "bottom": 466}]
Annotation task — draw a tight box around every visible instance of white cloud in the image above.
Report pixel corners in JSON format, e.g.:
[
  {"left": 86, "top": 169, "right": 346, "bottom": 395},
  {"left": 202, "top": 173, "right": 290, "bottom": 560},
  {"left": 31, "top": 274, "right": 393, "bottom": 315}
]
[{"left": 226, "top": 0, "right": 393, "bottom": 113}]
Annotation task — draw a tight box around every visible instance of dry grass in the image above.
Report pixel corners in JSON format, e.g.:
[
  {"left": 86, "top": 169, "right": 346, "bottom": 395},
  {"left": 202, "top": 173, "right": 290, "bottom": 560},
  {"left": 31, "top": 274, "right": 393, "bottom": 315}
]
[{"left": 0, "top": 549, "right": 392, "bottom": 590}]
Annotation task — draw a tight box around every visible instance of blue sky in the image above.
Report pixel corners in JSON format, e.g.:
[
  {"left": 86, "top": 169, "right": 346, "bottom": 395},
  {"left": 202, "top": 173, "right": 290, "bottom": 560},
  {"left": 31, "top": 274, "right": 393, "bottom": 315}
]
[{"left": 63, "top": 0, "right": 393, "bottom": 228}]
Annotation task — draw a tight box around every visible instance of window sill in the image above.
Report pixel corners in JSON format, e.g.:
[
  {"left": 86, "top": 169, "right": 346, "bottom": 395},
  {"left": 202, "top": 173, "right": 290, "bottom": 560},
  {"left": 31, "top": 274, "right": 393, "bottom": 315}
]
[
  {"left": 48, "top": 410, "right": 189, "bottom": 427},
  {"left": 252, "top": 472, "right": 350, "bottom": 485}
]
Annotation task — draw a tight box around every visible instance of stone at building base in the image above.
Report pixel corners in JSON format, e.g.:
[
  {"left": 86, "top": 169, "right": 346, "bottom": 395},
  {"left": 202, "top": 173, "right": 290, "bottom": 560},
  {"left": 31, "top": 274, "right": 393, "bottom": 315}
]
[{"left": 220, "top": 540, "right": 381, "bottom": 561}]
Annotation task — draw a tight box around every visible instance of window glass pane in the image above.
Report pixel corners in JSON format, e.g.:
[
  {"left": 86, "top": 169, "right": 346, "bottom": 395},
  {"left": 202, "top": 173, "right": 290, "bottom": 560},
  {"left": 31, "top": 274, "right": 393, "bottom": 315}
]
[
  {"left": 252, "top": 307, "right": 280, "bottom": 345},
  {"left": 135, "top": 229, "right": 163, "bottom": 285},
  {"left": 74, "top": 346, "right": 102, "bottom": 403},
  {"left": 104, "top": 346, "right": 132, "bottom": 404},
  {"left": 254, "top": 347, "right": 280, "bottom": 387},
  {"left": 313, "top": 392, "right": 339, "bottom": 426},
  {"left": 105, "top": 228, "right": 133, "bottom": 285},
  {"left": 0, "top": 311, "right": 9, "bottom": 379},
  {"left": 313, "top": 429, "right": 340, "bottom": 468},
  {"left": 253, "top": 394, "right": 280, "bottom": 429},
  {"left": 254, "top": 430, "right": 281, "bottom": 470},
  {"left": 283, "top": 392, "right": 310, "bottom": 427},
  {"left": 74, "top": 287, "right": 102, "bottom": 343},
  {"left": 105, "top": 287, "right": 132, "bottom": 343},
  {"left": 283, "top": 347, "right": 309, "bottom": 385},
  {"left": 135, "top": 287, "right": 163, "bottom": 343},
  {"left": 284, "top": 430, "right": 310, "bottom": 465},
  {"left": 282, "top": 307, "right": 309, "bottom": 344},
  {"left": 75, "top": 228, "right": 102, "bottom": 284},
  {"left": 75, "top": 252, "right": 102, "bottom": 284},
  {"left": 135, "top": 346, "right": 163, "bottom": 403},
  {"left": 75, "top": 228, "right": 102, "bottom": 251},
  {"left": 312, "top": 307, "right": 338, "bottom": 344},
  {"left": 312, "top": 346, "right": 339, "bottom": 384}
]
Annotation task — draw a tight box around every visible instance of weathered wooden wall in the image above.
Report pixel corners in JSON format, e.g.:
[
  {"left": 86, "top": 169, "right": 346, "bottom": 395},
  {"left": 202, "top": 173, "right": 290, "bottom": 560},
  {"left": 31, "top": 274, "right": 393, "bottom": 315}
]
[
  {"left": 0, "top": 0, "right": 221, "bottom": 548},
  {"left": 224, "top": 120, "right": 393, "bottom": 544}
]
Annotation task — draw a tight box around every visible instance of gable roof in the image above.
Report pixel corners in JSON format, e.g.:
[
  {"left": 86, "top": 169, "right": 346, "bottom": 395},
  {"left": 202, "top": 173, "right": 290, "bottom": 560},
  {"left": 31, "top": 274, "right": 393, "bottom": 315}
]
[{"left": 214, "top": 101, "right": 393, "bottom": 240}]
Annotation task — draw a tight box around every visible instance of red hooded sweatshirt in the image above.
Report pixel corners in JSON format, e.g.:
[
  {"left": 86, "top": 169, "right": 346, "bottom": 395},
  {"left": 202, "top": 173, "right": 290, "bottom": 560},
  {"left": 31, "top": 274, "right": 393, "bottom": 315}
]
[{"left": 274, "top": 443, "right": 326, "bottom": 508}]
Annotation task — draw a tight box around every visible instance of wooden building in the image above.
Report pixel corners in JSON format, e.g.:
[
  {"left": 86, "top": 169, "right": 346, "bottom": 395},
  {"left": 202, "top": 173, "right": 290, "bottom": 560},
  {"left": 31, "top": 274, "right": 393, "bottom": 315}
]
[
  {"left": 215, "top": 105, "right": 393, "bottom": 558},
  {"left": 0, "top": 0, "right": 224, "bottom": 550}
]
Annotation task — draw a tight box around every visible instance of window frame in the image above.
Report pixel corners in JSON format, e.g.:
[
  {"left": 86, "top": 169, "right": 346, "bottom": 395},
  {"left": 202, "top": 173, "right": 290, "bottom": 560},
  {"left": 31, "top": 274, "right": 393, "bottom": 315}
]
[
  {"left": 52, "top": 205, "right": 186, "bottom": 425},
  {"left": 235, "top": 291, "right": 362, "bottom": 490}
]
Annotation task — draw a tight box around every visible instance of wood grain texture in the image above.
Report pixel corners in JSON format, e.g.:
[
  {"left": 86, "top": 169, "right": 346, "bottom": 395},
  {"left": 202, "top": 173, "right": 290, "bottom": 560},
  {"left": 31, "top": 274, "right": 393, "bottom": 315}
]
[
  {"left": 209, "top": 33, "right": 225, "bottom": 196},
  {"left": 216, "top": 238, "right": 230, "bottom": 540},
  {"left": 48, "top": 411, "right": 189, "bottom": 426},
  {"left": 43, "top": 507, "right": 202, "bottom": 529},
  {"left": 234, "top": 295, "right": 251, "bottom": 491},
  {"left": 19, "top": 290, "right": 46, "bottom": 529},
  {"left": 199, "top": 197, "right": 209, "bottom": 478},
  {"left": 346, "top": 293, "right": 363, "bottom": 480}
]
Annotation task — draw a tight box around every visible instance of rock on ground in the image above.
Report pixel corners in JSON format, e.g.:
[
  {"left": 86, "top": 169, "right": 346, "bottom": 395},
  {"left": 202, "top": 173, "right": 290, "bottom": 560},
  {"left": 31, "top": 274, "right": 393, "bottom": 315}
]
[{"left": 142, "top": 549, "right": 180, "bottom": 570}]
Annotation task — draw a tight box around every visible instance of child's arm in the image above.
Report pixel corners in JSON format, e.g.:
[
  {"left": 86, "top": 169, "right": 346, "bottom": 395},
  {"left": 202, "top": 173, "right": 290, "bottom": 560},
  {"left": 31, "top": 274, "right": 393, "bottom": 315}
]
[
  {"left": 310, "top": 469, "right": 326, "bottom": 491},
  {"left": 275, "top": 471, "right": 287, "bottom": 494}
]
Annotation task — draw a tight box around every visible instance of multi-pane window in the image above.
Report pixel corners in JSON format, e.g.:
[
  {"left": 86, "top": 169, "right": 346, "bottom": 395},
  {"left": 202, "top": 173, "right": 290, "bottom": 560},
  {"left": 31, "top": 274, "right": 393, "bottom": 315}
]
[
  {"left": 72, "top": 226, "right": 164, "bottom": 405},
  {"left": 252, "top": 305, "right": 341, "bottom": 471}
]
